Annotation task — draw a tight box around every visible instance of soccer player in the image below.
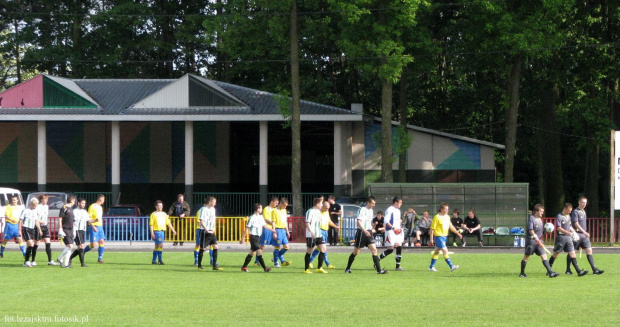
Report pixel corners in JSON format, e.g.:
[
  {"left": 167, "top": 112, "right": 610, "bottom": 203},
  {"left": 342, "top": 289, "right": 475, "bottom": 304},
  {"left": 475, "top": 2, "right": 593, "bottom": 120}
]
[
  {"left": 69, "top": 198, "right": 97, "bottom": 268},
  {"left": 428, "top": 202, "right": 462, "bottom": 272},
  {"left": 379, "top": 196, "right": 405, "bottom": 271},
  {"left": 57, "top": 196, "right": 76, "bottom": 268},
  {"left": 33, "top": 194, "right": 58, "bottom": 266},
  {"left": 271, "top": 197, "right": 291, "bottom": 267},
  {"left": 304, "top": 198, "right": 326, "bottom": 274},
  {"left": 197, "top": 197, "right": 223, "bottom": 271},
  {"left": 566, "top": 196, "right": 604, "bottom": 275},
  {"left": 240, "top": 203, "right": 272, "bottom": 272},
  {"left": 255, "top": 196, "right": 278, "bottom": 266},
  {"left": 20, "top": 198, "right": 42, "bottom": 267},
  {"left": 84, "top": 194, "right": 106, "bottom": 263},
  {"left": 308, "top": 200, "right": 339, "bottom": 269},
  {"left": 344, "top": 196, "right": 387, "bottom": 274},
  {"left": 548, "top": 203, "right": 588, "bottom": 277},
  {"left": 0, "top": 195, "right": 26, "bottom": 258},
  {"left": 150, "top": 200, "right": 177, "bottom": 265},
  {"left": 519, "top": 204, "right": 558, "bottom": 278}
]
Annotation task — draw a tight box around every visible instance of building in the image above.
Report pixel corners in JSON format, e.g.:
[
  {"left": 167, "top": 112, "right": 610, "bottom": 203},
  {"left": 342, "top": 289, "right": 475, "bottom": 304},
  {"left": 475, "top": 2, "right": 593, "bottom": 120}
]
[{"left": 0, "top": 74, "right": 504, "bottom": 207}]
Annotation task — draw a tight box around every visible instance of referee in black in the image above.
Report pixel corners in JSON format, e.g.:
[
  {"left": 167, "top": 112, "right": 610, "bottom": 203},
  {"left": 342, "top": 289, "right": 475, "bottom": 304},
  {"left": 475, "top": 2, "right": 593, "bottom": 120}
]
[
  {"left": 549, "top": 203, "right": 588, "bottom": 277},
  {"left": 519, "top": 204, "right": 558, "bottom": 278}
]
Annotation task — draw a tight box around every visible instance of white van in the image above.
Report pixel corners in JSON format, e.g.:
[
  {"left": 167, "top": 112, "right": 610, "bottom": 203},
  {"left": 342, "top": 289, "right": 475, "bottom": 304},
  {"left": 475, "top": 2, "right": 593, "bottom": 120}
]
[{"left": 0, "top": 187, "right": 25, "bottom": 219}]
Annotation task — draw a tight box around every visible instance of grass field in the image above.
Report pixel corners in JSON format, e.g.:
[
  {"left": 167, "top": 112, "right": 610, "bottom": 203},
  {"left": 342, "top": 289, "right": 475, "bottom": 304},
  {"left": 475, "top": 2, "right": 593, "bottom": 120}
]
[{"left": 1, "top": 251, "right": 618, "bottom": 326}]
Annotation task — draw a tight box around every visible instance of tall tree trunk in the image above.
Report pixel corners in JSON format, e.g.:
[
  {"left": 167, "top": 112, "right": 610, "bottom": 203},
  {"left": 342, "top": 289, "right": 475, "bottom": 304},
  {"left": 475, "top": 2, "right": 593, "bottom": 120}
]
[
  {"left": 13, "top": 21, "right": 21, "bottom": 83},
  {"left": 290, "top": 0, "right": 302, "bottom": 216},
  {"left": 539, "top": 84, "right": 564, "bottom": 212},
  {"left": 584, "top": 140, "right": 600, "bottom": 217},
  {"left": 398, "top": 73, "right": 407, "bottom": 182},
  {"left": 381, "top": 75, "right": 394, "bottom": 183},
  {"left": 504, "top": 55, "right": 523, "bottom": 183}
]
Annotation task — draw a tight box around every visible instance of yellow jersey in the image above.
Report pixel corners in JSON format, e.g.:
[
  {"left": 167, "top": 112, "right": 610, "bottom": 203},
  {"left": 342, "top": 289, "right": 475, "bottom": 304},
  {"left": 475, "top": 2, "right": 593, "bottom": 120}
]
[
  {"left": 149, "top": 211, "right": 171, "bottom": 231},
  {"left": 263, "top": 205, "right": 275, "bottom": 224},
  {"left": 273, "top": 208, "right": 288, "bottom": 229},
  {"left": 320, "top": 210, "right": 330, "bottom": 231},
  {"left": 88, "top": 203, "right": 103, "bottom": 226},
  {"left": 430, "top": 213, "right": 451, "bottom": 237},
  {"left": 5, "top": 204, "right": 24, "bottom": 224}
]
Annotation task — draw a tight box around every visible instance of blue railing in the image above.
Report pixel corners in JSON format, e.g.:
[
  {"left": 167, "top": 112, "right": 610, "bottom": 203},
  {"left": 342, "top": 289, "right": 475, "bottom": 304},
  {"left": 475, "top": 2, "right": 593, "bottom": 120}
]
[{"left": 103, "top": 217, "right": 151, "bottom": 241}]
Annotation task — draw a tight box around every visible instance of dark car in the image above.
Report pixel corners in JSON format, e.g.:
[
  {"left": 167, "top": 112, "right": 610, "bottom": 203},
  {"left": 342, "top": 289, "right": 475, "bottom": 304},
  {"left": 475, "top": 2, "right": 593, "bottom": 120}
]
[{"left": 103, "top": 205, "right": 148, "bottom": 241}]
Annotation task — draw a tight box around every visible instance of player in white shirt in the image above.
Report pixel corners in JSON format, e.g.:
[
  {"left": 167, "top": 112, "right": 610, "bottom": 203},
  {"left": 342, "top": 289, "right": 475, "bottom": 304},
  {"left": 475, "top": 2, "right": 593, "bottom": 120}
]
[
  {"left": 68, "top": 198, "right": 97, "bottom": 268},
  {"left": 20, "top": 198, "right": 42, "bottom": 267},
  {"left": 240, "top": 203, "right": 273, "bottom": 272},
  {"left": 304, "top": 198, "right": 325, "bottom": 274},
  {"left": 345, "top": 196, "right": 388, "bottom": 274},
  {"left": 197, "top": 197, "right": 223, "bottom": 271},
  {"left": 34, "top": 194, "right": 58, "bottom": 266},
  {"left": 379, "top": 196, "right": 405, "bottom": 271}
]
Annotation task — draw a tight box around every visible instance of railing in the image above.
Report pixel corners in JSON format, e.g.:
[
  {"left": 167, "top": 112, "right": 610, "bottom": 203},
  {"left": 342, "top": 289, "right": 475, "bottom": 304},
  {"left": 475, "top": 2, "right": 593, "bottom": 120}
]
[
  {"left": 193, "top": 192, "right": 328, "bottom": 216},
  {"left": 540, "top": 217, "right": 619, "bottom": 243}
]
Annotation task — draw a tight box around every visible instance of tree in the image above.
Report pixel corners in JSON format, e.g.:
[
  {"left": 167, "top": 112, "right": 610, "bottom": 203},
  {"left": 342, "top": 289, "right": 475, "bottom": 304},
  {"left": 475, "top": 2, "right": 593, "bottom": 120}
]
[{"left": 290, "top": 0, "right": 302, "bottom": 216}]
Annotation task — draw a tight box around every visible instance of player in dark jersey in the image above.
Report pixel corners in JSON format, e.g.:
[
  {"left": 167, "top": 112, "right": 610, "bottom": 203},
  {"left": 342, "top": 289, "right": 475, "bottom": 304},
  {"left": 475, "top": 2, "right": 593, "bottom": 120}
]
[
  {"left": 519, "top": 204, "right": 558, "bottom": 278},
  {"left": 57, "top": 196, "right": 76, "bottom": 268},
  {"left": 549, "top": 203, "right": 588, "bottom": 277},
  {"left": 566, "top": 196, "right": 604, "bottom": 275}
]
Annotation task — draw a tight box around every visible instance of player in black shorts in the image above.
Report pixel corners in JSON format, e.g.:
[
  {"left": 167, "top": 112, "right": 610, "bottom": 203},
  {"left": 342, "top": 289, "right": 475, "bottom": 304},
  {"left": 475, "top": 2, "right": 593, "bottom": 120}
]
[
  {"left": 519, "top": 204, "right": 558, "bottom": 278},
  {"left": 344, "top": 196, "right": 387, "bottom": 274},
  {"left": 566, "top": 196, "right": 604, "bottom": 275},
  {"left": 549, "top": 203, "right": 588, "bottom": 277},
  {"left": 57, "top": 196, "right": 76, "bottom": 268}
]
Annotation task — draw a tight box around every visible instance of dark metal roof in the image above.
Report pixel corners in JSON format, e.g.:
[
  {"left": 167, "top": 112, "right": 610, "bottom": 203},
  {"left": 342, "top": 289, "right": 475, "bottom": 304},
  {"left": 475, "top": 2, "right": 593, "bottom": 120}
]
[
  {"left": 123, "top": 107, "right": 254, "bottom": 115},
  {"left": 75, "top": 79, "right": 172, "bottom": 114},
  {"left": 0, "top": 108, "right": 100, "bottom": 115}
]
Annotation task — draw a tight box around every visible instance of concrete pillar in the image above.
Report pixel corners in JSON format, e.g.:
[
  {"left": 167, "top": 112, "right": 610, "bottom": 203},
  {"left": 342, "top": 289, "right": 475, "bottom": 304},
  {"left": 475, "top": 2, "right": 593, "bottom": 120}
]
[
  {"left": 37, "top": 121, "right": 46, "bottom": 192},
  {"left": 111, "top": 121, "right": 120, "bottom": 205},
  {"left": 185, "top": 121, "right": 194, "bottom": 207},
  {"left": 334, "top": 121, "right": 344, "bottom": 197},
  {"left": 259, "top": 121, "right": 268, "bottom": 205}
]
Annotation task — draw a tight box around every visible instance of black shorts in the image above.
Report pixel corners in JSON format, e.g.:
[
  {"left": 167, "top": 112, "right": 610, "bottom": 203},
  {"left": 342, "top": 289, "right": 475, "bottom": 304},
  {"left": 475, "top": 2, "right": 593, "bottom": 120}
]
[
  {"left": 199, "top": 230, "right": 218, "bottom": 248},
  {"left": 553, "top": 235, "right": 575, "bottom": 253},
  {"left": 22, "top": 227, "right": 36, "bottom": 241},
  {"left": 63, "top": 229, "right": 75, "bottom": 245},
  {"left": 573, "top": 233, "right": 592, "bottom": 249},
  {"left": 75, "top": 230, "right": 86, "bottom": 246},
  {"left": 35, "top": 225, "right": 51, "bottom": 240},
  {"left": 524, "top": 239, "right": 544, "bottom": 256},
  {"left": 249, "top": 235, "right": 261, "bottom": 251},
  {"left": 354, "top": 229, "right": 375, "bottom": 248}
]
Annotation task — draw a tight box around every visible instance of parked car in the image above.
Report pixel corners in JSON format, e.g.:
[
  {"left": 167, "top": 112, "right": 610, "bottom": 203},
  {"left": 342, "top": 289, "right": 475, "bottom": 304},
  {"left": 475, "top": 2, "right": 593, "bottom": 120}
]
[
  {"left": 26, "top": 192, "right": 70, "bottom": 217},
  {"left": 103, "top": 204, "right": 148, "bottom": 241}
]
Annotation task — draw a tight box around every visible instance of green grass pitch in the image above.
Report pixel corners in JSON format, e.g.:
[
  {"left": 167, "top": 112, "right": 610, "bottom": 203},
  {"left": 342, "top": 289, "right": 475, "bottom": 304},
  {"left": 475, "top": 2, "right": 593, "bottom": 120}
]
[{"left": 1, "top": 251, "right": 618, "bottom": 326}]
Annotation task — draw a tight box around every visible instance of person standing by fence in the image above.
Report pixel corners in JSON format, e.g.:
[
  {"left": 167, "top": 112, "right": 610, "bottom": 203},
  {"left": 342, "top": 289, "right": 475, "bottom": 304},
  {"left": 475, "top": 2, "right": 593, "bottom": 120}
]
[
  {"left": 327, "top": 195, "right": 341, "bottom": 246},
  {"left": 168, "top": 194, "right": 190, "bottom": 246}
]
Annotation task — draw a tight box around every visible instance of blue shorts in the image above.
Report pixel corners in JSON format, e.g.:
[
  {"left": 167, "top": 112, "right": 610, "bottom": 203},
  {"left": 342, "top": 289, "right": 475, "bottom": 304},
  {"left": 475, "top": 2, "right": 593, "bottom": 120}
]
[
  {"left": 320, "top": 230, "right": 328, "bottom": 243},
  {"left": 88, "top": 226, "right": 106, "bottom": 243},
  {"left": 153, "top": 231, "right": 165, "bottom": 245},
  {"left": 3, "top": 223, "right": 20, "bottom": 240},
  {"left": 272, "top": 229, "right": 289, "bottom": 247},
  {"left": 434, "top": 236, "right": 448, "bottom": 249},
  {"left": 195, "top": 229, "right": 201, "bottom": 245},
  {"left": 260, "top": 229, "right": 273, "bottom": 246}
]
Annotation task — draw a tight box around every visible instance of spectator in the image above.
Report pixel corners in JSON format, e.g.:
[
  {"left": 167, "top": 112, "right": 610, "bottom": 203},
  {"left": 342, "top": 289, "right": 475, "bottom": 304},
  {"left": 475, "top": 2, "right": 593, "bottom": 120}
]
[
  {"left": 402, "top": 208, "right": 419, "bottom": 246},
  {"left": 327, "top": 195, "right": 342, "bottom": 246},
  {"left": 462, "top": 209, "right": 483, "bottom": 247},
  {"left": 449, "top": 209, "right": 464, "bottom": 247},
  {"left": 168, "top": 194, "right": 190, "bottom": 246},
  {"left": 415, "top": 210, "right": 432, "bottom": 246},
  {"left": 372, "top": 211, "right": 385, "bottom": 245}
]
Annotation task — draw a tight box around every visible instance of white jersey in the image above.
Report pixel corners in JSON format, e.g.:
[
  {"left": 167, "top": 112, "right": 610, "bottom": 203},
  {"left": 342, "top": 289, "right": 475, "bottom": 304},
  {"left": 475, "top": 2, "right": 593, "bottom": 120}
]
[
  {"left": 384, "top": 206, "right": 402, "bottom": 231},
  {"left": 37, "top": 204, "right": 49, "bottom": 226},
  {"left": 74, "top": 208, "right": 90, "bottom": 231},
  {"left": 20, "top": 208, "right": 39, "bottom": 229},
  {"left": 357, "top": 207, "right": 373, "bottom": 231},
  {"left": 246, "top": 214, "right": 266, "bottom": 236},
  {"left": 198, "top": 206, "right": 217, "bottom": 232},
  {"left": 305, "top": 208, "right": 321, "bottom": 238}
]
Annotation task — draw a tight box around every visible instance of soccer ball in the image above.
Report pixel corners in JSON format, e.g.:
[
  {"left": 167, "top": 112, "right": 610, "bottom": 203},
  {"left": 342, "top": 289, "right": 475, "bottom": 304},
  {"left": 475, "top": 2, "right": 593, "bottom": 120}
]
[
  {"left": 571, "top": 232, "right": 580, "bottom": 242},
  {"left": 543, "top": 223, "right": 554, "bottom": 233}
]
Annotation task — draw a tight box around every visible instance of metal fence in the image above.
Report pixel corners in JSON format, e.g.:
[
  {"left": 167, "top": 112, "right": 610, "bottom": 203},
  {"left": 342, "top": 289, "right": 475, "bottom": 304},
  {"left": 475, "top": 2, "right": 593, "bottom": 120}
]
[{"left": 193, "top": 192, "right": 328, "bottom": 216}]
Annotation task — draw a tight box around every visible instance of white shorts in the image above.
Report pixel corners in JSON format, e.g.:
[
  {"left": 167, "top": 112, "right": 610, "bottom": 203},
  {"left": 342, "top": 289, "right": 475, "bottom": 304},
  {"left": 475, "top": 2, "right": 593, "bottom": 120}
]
[{"left": 385, "top": 230, "right": 404, "bottom": 247}]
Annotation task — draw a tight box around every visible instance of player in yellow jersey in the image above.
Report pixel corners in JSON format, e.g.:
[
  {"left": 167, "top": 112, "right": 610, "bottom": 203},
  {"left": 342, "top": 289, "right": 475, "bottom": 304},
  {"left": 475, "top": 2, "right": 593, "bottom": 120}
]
[
  {"left": 272, "top": 197, "right": 291, "bottom": 267},
  {"left": 308, "top": 200, "right": 339, "bottom": 269},
  {"left": 429, "top": 202, "right": 462, "bottom": 272},
  {"left": 0, "top": 195, "right": 26, "bottom": 258},
  {"left": 84, "top": 194, "right": 106, "bottom": 263},
  {"left": 150, "top": 200, "right": 177, "bottom": 265}
]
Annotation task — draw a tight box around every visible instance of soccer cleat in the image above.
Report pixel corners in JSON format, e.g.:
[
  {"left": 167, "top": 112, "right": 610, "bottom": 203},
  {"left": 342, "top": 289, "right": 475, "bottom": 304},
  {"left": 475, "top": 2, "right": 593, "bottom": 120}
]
[
  {"left": 462, "top": 242, "right": 467, "bottom": 247},
  {"left": 414, "top": 242, "right": 421, "bottom": 247},
  {"left": 344, "top": 269, "right": 352, "bottom": 274},
  {"left": 519, "top": 273, "right": 527, "bottom": 278},
  {"left": 194, "top": 262, "right": 198, "bottom": 266},
  {"left": 152, "top": 262, "right": 158, "bottom": 265},
  {"left": 377, "top": 269, "right": 388, "bottom": 274},
  {"left": 281, "top": 261, "right": 292, "bottom": 266},
  {"left": 48, "top": 261, "right": 59, "bottom": 266},
  {"left": 214, "top": 263, "right": 220, "bottom": 268},
  {"left": 241, "top": 267, "right": 249, "bottom": 272},
  {"left": 0, "top": 253, "right": 3, "bottom": 258},
  {"left": 97, "top": 260, "right": 104, "bottom": 264},
  {"left": 81, "top": 264, "right": 89, "bottom": 268},
  {"left": 316, "top": 268, "right": 328, "bottom": 274},
  {"left": 264, "top": 267, "right": 272, "bottom": 273},
  {"left": 304, "top": 269, "right": 313, "bottom": 274},
  {"left": 198, "top": 266, "right": 204, "bottom": 271},
  {"left": 429, "top": 267, "right": 438, "bottom": 272},
  {"left": 274, "top": 263, "right": 282, "bottom": 268},
  {"left": 450, "top": 265, "right": 460, "bottom": 272},
  {"left": 158, "top": 261, "right": 165, "bottom": 265},
  {"left": 327, "top": 265, "right": 336, "bottom": 269},
  {"left": 24, "top": 261, "right": 32, "bottom": 267},
  {"left": 308, "top": 263, "right": 314, "bottom": 269},
  {"left": 173, "top": 242, "right": 178, "bottom": 246},
  {"left": 548, "top": 272, "right": 559, "bottom": 278},
  {"left": 565, "top": 270, "right": 573, "bottom": 275},
  {"left": 478, "top": 242, "right": 484, "bottom": 247},
  {"left": 254, "top": 262, "right": 261, "bottom": 267},
  {"left": 593, "top": 269, "right": 604, "bottom": 275},
  {"left": 395, "top": 267, "right": 404, "bottom": 271},
  {"left": 180, "top": 242, "right": 184, "bottom": 246},
  {"left": 577, "top": 270, "right": 588, "bottom": 277},
  {"left": 213, "top": 266, "right": 223, "bottom": 271},
  {"left": 31, "top": 261, "right": 37, "bottom": 266}
]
